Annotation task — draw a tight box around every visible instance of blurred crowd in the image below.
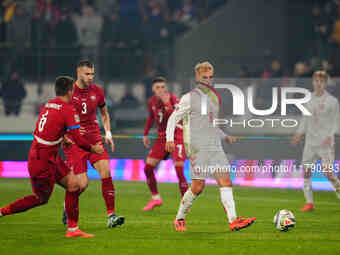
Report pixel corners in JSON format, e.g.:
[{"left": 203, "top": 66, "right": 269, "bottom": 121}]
[{"left": 0, "top": 0, "right": 227, "bottom": 82}]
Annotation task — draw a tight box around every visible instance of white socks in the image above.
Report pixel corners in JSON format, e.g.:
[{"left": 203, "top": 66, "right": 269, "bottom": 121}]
[
  {"left": 67, "top": 226, "right": 78, "bottom": 232},
  {"left": 220, "top": 187, "right": 237, "bottom": 223},
  {"left": 303, "top": 177, "right": 313, "bottom": 203},
  {"left": 176, "top": 189, "right": 197, "bottom": 220},
  {"left": 152, "top": 194, "right": 161, "bottom": 200}
]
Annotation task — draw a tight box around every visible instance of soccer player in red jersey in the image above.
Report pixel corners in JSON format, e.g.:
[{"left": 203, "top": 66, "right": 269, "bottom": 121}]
[
  {"left": 142, "top": 77, "right": 188, "bottom": 211},
  {"left": 0, "top": 76, "right": 103, "bottom": 238},
  {"left": 62, "top": 60, "right": 124, "bottom": 227}
]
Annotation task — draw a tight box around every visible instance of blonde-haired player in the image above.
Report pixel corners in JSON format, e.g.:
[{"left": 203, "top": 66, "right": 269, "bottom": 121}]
[
  {"left": 165, "top": 61, "right": 256, "bottom": 231},
  {"left": 292, "top": 70, "right": 340, "bottom": 211}
]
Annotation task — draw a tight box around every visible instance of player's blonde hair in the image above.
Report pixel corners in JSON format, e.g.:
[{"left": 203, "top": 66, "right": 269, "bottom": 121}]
[
  {"left": 313, "top": 70, "right": 328, "bottom": 81},
  {"left": 195, "top": 61, "right": 214, "bottom": 75}
]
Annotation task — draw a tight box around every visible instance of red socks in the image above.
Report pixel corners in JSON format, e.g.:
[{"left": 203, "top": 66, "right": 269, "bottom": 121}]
[
  {"left": 175, "top": 166, "right": 188, "bottom": 196},
  {"left": 0, "top": 195, "right": 45, "bottom": 216},
  {"left": 101, "top": 177, "right": 115, "bottom": 215},
  {"left": 65, "top": 191, "right": 80, "bottom": 228},
  {"left": 144, "top": 164, "right": 158, "bottom": 195}
]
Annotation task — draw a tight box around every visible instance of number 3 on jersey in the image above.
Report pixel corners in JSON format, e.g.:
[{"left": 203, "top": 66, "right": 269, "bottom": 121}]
[
  {"left": 81, "top": 102, "right": 87, "bottom": 114},
  {"left": 38, "top": 110, "right": 49, "bottom": 132}
]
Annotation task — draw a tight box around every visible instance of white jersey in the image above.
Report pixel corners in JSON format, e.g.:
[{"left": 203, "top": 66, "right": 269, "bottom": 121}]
[
  {"left": 297, "top": 91, "right": 339, "bottom": 147},
  {"left": 166, "top": 84, "right": 227, "bottom": 156}
]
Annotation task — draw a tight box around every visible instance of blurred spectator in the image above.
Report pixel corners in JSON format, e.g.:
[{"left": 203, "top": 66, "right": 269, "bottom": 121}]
[
  {"left": 96, "top": 0, "right": 119, "bottom": 16},
  {"left": 142, "top": 68, "right": 157, "bottom": 100},
  {"left": 330, "top": 4, "right": 340, "bottom": 74},
  {"left": 74, "top": 5, "right": 103, "bottom": 64},
  {"left": 31, "top": 6, "right": 49, "bottom": 79},
  {"left": 1, "top": 70, "right": 26, "bottom": 116},
  {"left": 263, "top": 59, "right": 283, "bottom": 78},
  {"left": 6, "top": 4, "right": 30, "bottom": 75},
  {"left": 55, "top": 8, "right": 78, "bottom": 75},
  {"left": 36, "top": 0, "right": 61, "bottom": 29},
  {"left": 100, "top": 11, "right": 123, "bottom": 80},
  {"left": 311, "top": 5, "right": 331, "bottom": 62},
  {"left": 173, "top": 0, "right": 197, "bottom": 28}
]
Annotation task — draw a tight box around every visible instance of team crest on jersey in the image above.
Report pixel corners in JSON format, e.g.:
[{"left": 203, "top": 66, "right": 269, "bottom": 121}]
[
  {"left": 74, "top": 114, "right": 80, "bottom": 123},
  {"left": 152, "top": 106, "right": 156, "bottom": 111},
  {"left": 90, "top": 95, "right": 96, "bottom": 101}
]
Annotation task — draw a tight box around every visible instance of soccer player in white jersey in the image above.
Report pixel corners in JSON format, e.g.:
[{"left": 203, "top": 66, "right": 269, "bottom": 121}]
[
  {"left": 165, "top": 61, "right": 256, "bottom": 231},
  {"left": 291, "top": 70, "right": 340, "bottom": 211}
]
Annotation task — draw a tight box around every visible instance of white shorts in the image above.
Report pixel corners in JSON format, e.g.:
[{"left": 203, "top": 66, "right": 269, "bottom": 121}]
[
  {"left": 189, "top": 150, "right": 230, "bottom": 180},
  {"left": 302, "top": 144, "right": 335, "bottom": 168}
]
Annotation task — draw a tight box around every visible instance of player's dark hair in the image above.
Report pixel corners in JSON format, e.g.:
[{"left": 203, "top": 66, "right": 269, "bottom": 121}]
[
  {"left": 55, "top": 76, "right": 74, "bottom": 96},
  {"left": 77, "top": 60, "right": 94, "bottom": 69},
  {"left": 152, "top": 76, "right": 166, "bottom": 85}
]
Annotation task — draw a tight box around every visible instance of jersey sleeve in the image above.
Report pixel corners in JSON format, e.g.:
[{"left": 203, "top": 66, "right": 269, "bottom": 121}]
[
  {"left": 97, "top": 86, "right": 106, "bottom": 108},
  {"left": 166, "top": 93, "right": 191, "bottom": 142},
  {"left": 144, "top": 99, "right": 155, "bottom": 136},
  {"left": 63, "top": 105, "right": 92, "bottom": 151},
  {"left": 64, "top": 105, "right": 81, "bottom": 130},
  {"left": 331, "top": 99, "right": 340, "bottom": 135}
]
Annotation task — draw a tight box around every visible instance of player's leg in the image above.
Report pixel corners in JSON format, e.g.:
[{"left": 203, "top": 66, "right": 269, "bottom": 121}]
[
  {"left": 142, "top": 157, "right": 163, "bottom": 211},
  {"left": 173, "top": 140, "right": 188, "bottom": 196},
  {"left": 92, "top": 155, "right": 125, "bottom": 228},
  {"left": 0, "top": 158, "right": 54, "bottom": 216},
  {"left": 57, "top": 158, "right": 95, "bottom": 238},
  {"left": 319, "top": 146, "right": 340, "bottom": 199},
  {"left": 142, "top": 138, "right": 167, "bottom": 211},
  {"left": 301, "top": 146, "right": 316, "bottom": 211},
  {"left": 173, "top": 178, "right": 204, "bottom": 231},
  {"left": 215, "top": 174, "right": 255, "bottom": 231},
  {"left": 174, "top": 161, "right": 188, "bottom": 196},
  {"left": 61, "top": 145, "right": 89, "bottom": 226}
]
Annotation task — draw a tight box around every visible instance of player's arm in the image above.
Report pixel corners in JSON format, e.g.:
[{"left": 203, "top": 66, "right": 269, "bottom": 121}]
[
  {"left": 68, "top": 127, "right": 103, "bottom": 154},
  {"left": 323, "top": 99, "right": 340, "bottom": 146},
  {"left": 143, "top": 100, "right": 155, "bottom": 148},
  {"left": 217, "top": 128, "right": 237, "bottom": 144},
  {"left": 96, "top": 87, "right": 114, "bottom": 152},
  {"left": 99, "top": 105, "right": 115, "bottom": 152},
  {"left": 166, "top": 93, "right": 190, "bottom": 152},
  {"left": 331, "top": 100, "right": 340, "bottom": 135},
  {"left": 161, "top": 94, "right": 175, "bottom": 117},
  {"left": 64, "top": 108, "right": 103, "bottom": 154},
  {"left": 291, "top": 102, "right": 309, "bottom": 145}
]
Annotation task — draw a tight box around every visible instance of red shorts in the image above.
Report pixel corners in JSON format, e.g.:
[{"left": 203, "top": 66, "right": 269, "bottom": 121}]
[
  {"left": 64, "top": 143, "right": 109, "bottom": 175},
  {"left": 28, "top": 148, "right": 70, "bottom": 199},
  {"left": 148, "top": 137, "right": 186, "bottom": 162}
]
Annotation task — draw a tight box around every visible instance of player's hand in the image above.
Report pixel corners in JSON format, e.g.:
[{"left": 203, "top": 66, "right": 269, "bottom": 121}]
[
  {"left": 165, "top": 141, "right": 175, "bottom": 153},
  {"left": 322, "top": 136, "right": 332, "bottom": 147},
  {"left": 105, "top": 131, "right": 115, "bottom": 152},
  {"left": 61, "top": 135, "right": 73, "bottom": 149},
  {"left": 143, "top": 136, "right": 151, "bottom": 148},
  {"left": 105, "top": 137, "right": 115, "bottom": 152},
  {"left": 159, "top": 92, "right": 170, "bottom": 104},
  {"left": 226, "top": 136, "right": 237, "bottom": 144},
  {"left": 91, "top": 142, "right": 104, "bottom": 154},
  {"left": 291, "top": 134, "right": 302, "bottom": 146}
]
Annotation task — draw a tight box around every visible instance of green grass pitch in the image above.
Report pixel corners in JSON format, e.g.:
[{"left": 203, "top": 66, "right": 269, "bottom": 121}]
[{"left": 1, "top": 179, "right": 340, "bottom": 255}]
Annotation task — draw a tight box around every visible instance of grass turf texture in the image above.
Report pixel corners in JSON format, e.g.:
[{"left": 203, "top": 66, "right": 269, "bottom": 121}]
[{"left": 0, "top": 179, "right": 340, "bottom": 255}]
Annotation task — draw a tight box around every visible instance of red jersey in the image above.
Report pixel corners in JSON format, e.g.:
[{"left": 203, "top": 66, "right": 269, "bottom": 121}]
[
  {"left": 144, "top": 94, "right": 183, "bottom": 139},
  {"left": 32, "top": 98, "right": 82, "bottom": 152},
  {"left": 71, "top": 83, "right": 105, "bottom": 143}
]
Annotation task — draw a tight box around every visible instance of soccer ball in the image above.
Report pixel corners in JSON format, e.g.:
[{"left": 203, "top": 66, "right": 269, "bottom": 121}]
[{"left": 273, "top": 210, "right": 296, "bottom": 232}]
